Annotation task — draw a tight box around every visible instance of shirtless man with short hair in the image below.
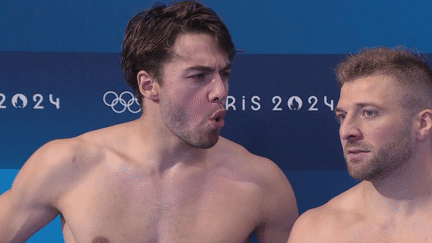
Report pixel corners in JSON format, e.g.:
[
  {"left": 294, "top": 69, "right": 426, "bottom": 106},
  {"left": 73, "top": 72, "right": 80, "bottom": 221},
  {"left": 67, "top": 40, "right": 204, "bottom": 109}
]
[
  {"left": 288, "top": 47, "right": 432, "bottom": 242},
  {"left": 0, "top": 1, "right": 298, "bottom": 242}
]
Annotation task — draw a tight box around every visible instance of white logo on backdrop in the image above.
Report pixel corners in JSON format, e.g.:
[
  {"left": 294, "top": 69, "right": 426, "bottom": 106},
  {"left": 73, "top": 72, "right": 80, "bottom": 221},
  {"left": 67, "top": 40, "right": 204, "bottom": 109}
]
[
  {"left": 287, "top": 96, "right": 303, "bottom": 111},
  {"left": 226, "top": 95, "right": 334, "bottom": 111},
  {"left": 103, "top": 91, "right": 141, "bottom": 114},
  {"left": 0, "top": 93, "right": 60, "bottom": 109},
  {"left": 11, "top": 94, "right": 28, "bottom": 108},
  {"left": 101, "top": 92, "right": 334, "bottom": 114}
]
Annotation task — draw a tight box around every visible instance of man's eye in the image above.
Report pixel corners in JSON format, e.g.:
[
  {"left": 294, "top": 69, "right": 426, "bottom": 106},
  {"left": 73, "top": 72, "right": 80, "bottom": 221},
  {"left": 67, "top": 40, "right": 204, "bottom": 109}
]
[
  {"left": 335, "top": 114, "right": 345, "bottom": 123},
  {"left": 195, "top": 73, "right": 206, "bottom": 79},
  {"left": 362, "top": 110, "right": 376, "bottom": 117},
  {"left": 190, "top": 73, "right": 207, "bottom": 81}
]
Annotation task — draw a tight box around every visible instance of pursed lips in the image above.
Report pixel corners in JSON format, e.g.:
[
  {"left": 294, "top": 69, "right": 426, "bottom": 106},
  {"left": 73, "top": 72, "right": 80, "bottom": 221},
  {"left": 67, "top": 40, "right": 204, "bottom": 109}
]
[
  {"left": 208, "top": 108, "right": 225, "bottom": 129},
  {"left": 210, "top": 109, "right": 225, "bottom": 122}
]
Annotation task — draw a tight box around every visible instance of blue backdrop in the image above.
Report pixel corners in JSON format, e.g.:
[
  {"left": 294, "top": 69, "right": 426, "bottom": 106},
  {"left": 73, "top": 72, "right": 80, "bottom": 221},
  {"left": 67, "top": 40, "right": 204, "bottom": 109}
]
[{"left": 2, "top": 0, "right": 432, "bottom": 242}]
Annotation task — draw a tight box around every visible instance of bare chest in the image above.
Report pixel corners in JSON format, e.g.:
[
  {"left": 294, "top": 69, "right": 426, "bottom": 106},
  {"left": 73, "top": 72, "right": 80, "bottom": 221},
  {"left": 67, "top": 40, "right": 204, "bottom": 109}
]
[
  {"left": 339, "top": 221, "right": 432, "bottom": 243},
  {"left": 56, "top": 169, "right": 262, "bottom": 243}
]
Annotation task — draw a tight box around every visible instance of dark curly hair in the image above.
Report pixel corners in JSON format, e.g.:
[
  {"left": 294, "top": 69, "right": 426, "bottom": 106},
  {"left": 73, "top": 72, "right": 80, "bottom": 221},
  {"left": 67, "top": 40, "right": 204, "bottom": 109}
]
[{"left": 121, "top": 1, "right": 236, "bottom": 108}]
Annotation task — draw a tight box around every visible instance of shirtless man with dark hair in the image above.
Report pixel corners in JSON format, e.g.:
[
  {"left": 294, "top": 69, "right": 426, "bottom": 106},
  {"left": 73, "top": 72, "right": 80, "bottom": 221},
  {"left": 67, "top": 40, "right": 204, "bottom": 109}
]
[{"left": 0, "top": 1, "right": 298, "bottom": 242}]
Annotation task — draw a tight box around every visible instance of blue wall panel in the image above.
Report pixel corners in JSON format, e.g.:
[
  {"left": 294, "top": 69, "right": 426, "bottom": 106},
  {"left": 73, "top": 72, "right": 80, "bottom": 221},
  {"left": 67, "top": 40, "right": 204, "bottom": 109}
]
[
  {"left": 2, "top": 0, "right": 432, "bottom": 241},
  {"left": 2, "top": 0, "right": 432, "bottom": 54},
  {"left": 1, "top": 52, "right": 346, "bottom": 170}
]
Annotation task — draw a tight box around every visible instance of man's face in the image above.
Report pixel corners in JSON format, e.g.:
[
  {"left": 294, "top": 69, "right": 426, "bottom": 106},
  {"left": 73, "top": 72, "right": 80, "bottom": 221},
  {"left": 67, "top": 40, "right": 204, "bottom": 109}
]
[
  {"left": 157, "top": 33, "right": 230, "bottom": 149},
  {"left": 334, "top": 75, "right": 415, "bottom": 181}
]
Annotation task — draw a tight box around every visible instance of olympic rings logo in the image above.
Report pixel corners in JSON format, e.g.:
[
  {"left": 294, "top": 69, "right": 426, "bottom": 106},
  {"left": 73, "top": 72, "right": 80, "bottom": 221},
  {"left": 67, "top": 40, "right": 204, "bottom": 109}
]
[{"left": 103, "top": 91, "right": 141, "bottom": 114}]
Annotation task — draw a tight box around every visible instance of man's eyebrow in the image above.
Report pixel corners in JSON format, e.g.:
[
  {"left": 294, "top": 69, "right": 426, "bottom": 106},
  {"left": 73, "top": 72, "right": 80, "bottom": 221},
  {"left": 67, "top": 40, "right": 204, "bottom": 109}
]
[
  {"left": 354, "top": 103, "right": 380, "bottom": 109},
  {"left": 333, "top": 103, "right": 380, "bottom": 115},
  {"left": 184, "top": 66, "right": 214, "bottom": 73},
  {"left": 184, "top": 63, "right": 231, "bottom": 73},
  {"left": 220, "top": 63, "right": 231, "bottom": 71},
  {"left": 333, "top": 107, "right": 344, "bottom": 115}
]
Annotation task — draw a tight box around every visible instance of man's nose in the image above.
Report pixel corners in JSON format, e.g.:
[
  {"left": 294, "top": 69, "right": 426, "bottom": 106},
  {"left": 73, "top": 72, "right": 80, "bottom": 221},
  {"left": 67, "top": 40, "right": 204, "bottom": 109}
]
[
  {"left": 340, "top": 115, "right": 363, "bottom": 143},
  {"left": 208, "top": 74, "right": 228, "bottom": 104}
]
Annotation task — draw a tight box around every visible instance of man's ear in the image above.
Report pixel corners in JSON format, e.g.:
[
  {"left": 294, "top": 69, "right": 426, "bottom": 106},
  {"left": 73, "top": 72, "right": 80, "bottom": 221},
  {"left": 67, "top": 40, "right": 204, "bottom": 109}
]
[
  {"left": 416, "top": 109, "right": 432, "bottom": 141},
  {"left": 137, "top": 70, "right": 159, "bottom": 102}
]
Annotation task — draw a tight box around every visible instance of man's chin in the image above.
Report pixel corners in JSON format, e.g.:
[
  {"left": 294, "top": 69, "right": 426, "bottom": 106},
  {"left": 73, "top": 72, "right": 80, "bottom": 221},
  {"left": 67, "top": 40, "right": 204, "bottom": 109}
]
[
  {"left": 346, "top": 160, "right": 371, "bottom": 180},
  {"left": 185, "top": 134, "right": 220, "bottom": 149},
  {"left": 347, "top": 166, "right": 387, "bottom": 181},
  {"left": 198, "top": 135, "right": 220, "bottom": 149}
]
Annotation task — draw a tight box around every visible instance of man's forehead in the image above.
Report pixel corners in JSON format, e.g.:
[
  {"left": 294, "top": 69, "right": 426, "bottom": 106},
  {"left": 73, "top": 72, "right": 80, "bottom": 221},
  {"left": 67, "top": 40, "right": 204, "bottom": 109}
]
[
  {"left": 341, "top": 75, "right": 398, "bottom": 95},
  {"left": 167, "top": 47, "right": 229, "bottom": 72},
  {"left": 169, "top": 33, "right": 228, "bottom": 60},
  {"left": 336, "top": 75, "right": 402, "bottom": 110}
]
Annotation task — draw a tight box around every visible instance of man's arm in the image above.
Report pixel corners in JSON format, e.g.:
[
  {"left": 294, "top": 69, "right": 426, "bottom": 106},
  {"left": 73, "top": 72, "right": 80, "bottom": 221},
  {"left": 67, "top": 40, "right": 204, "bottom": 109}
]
[
  {"left": 0, "top": 139, "right": 77, "bottom": 242},
  {"left": 286, "top": 210, "right": 320, "bottom": 243},
  {"left": 253, "top": 158, "right": 299, "bottom": 243},
  {"left": 288, "top": 205, "right": 341, "bottom": 243}
]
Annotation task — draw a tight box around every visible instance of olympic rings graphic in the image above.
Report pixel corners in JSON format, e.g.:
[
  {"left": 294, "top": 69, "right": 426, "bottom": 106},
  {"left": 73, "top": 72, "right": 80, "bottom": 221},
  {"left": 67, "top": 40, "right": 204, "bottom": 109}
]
[{"left": 103, "top": 91, "right": 141, "bottom": 114}]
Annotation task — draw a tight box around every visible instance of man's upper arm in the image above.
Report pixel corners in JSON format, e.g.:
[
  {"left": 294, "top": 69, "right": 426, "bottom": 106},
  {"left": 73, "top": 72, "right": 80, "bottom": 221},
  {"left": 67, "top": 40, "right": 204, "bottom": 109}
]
[
  {"left": 286, "top": 210, "right": 319, "bottom": 243},
  {"left": 0, "top": 139, "right": 77, "bottom": 242},
  {"left": 287, "top": 206, "right": 337, "bottom": 243},
  {"left": 254, "top": 158, "right": 299, "bottom": 243}
]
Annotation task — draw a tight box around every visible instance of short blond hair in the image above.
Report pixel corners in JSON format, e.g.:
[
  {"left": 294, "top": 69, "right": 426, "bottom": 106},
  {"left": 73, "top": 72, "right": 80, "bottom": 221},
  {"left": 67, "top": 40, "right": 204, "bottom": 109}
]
[{"left": 335, "top": 47, "right": 432, "bottom": 112}]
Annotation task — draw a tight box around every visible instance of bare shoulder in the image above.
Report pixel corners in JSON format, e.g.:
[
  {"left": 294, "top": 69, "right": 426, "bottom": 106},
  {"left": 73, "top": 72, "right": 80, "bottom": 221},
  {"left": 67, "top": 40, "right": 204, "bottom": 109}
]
[
  {"left": 16, "top": 138, "right": 83, "bottom": 187},
  {"left": 214, "top": 137, "right": 280, "bottom": 170},
  {"left": 11, "top": 135, "right": 103, "bottom": 200},
  {"left": 214, "top": 137, "right": 298, "bottom": 239},
  {"left": 213, "top": 137, "right": 290, "bottom": 187},
  {"left": 288, "top": 183, "right": 365, "bottom": 243},
  {"left": 0, "top": 127, "right": 115, "bottom": 241},
  {"left": 212, "top": 136, "right": 251, "bottom": 156},
  {"left": 8, "top": 121, "right": 134, "bottom": 204}
]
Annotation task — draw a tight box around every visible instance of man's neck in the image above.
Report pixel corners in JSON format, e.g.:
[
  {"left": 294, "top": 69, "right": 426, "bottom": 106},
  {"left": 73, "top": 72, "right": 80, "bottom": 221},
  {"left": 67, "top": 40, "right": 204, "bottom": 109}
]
[
  {"left": 132, "top": 116, "right": 209, "bottom": 174},
  {"left": 363, "top": 153, "right": 432, "bottom": 223}
]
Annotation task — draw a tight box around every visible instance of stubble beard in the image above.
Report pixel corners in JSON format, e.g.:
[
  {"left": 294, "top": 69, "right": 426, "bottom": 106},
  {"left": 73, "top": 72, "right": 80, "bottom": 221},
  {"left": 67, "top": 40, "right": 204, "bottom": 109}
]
[
  {"left": 345, "top": 128, "right": 413, "bottom": 181},
  {"left": 159, "top": 99, "right": 220, "bottom": 149}
]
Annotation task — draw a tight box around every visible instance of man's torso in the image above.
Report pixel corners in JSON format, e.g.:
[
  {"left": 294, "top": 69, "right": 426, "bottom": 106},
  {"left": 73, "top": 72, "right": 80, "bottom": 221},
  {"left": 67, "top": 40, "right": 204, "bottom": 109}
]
[
  {"left": 305, "top": 183, "right": 432, "bottom": 243},
  {"left": 52, "top": 126, "right": 265, "bottom": 243}
]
